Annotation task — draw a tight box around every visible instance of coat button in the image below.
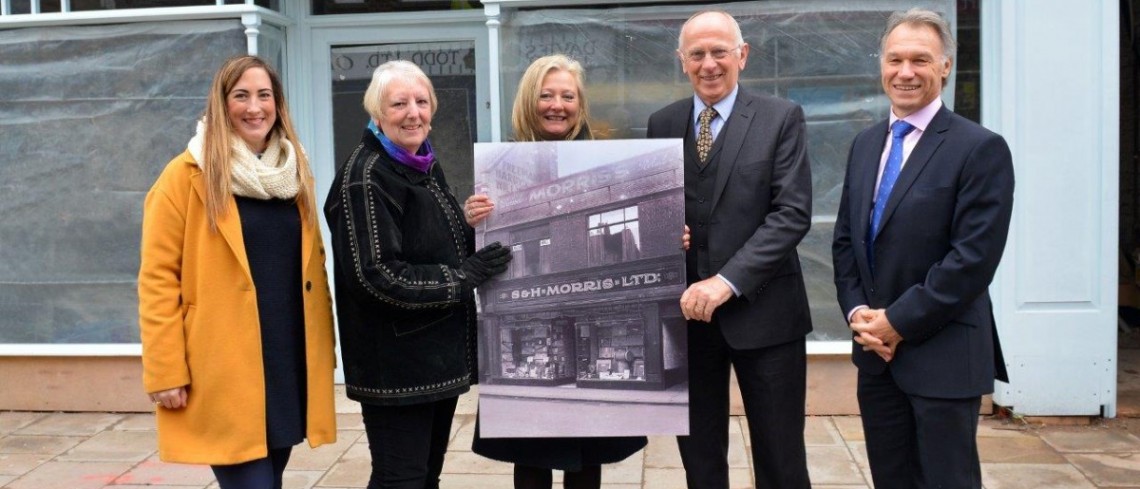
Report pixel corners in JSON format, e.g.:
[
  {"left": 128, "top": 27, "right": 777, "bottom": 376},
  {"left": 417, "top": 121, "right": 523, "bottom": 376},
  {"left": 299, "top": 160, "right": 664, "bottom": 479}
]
[
  {"left": 320, "top": 247, "right": 325, "bottom": 256},
  {"left": 305, "top": 281, "right": 312, "bottom": 292}
]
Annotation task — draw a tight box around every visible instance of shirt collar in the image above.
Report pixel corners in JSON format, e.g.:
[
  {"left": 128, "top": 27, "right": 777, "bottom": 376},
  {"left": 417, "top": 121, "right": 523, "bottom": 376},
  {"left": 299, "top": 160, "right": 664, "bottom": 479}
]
[
  {"left": 692, "top": 85, "right": 739, "bottom": 123},
  {"left": 889, "top": 97, "right": 942, "bottom": 133}
]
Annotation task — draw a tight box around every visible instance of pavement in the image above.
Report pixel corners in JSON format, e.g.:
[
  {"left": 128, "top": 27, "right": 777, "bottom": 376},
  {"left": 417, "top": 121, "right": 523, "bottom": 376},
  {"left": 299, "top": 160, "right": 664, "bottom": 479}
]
[{"left": 1, "top": 382, "right": 1139, "bottom": 489}]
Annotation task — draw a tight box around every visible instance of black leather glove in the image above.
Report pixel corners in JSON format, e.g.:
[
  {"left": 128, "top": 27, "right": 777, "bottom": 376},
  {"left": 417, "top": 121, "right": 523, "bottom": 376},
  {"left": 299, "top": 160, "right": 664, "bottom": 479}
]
[{"left": 457, "top": 241, "right": 512, "bottom": 288}]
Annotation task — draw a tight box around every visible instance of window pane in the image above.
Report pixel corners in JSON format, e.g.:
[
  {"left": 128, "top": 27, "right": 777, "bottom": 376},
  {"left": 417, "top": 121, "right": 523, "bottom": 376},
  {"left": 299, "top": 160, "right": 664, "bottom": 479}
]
[
  {"left": 313, "top": 0, "right": 482, "bottom": 15},
  {"left": 0, "top": 20, "right": 247, "bottom": 344}
]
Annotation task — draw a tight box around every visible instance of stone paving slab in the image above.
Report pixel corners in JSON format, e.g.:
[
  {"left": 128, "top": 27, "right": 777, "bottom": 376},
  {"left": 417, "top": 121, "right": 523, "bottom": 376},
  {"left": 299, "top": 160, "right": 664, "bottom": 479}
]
[
  {"left": 981, "top": 463, "right": 1097, "bottom": 489},
  {"left": 115, "top": 456, "right": 215, "bottom": 487},
  {"left": 0, "top": 411, "right": 1137, "bottom": 488},
  {"left": 56, "top": 430, "right": 156, "bottom": 463},
  {"left": 978, "top": 434, "right": 1068, "bottom": 464},
  {"left": 0, "top": 413, "right": 44, "bottom": 436},
  {"left": 1038, "top": 428, "right": 1140, "bottom": 453},
  {"left": 1064, "top": 453, "right": 1140, "bottom": 487},
  {"left": 807, "top": 445, "right": 865, "bottom": 485},
  {"left": 15, "top": 413, "right": 123, "bottom": 436},
  {"left": 0, "top": 434, "right": 84, "bottom": 456},
  {"left": 5, "top": 460, "right": 134, "bottom": 489}
]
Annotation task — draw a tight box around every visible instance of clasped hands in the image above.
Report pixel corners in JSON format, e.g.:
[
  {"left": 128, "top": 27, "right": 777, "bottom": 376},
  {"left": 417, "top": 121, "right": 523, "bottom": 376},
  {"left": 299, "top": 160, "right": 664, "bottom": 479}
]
[{"left": 851, "top": 308, "right": 903, "bottom": 362}]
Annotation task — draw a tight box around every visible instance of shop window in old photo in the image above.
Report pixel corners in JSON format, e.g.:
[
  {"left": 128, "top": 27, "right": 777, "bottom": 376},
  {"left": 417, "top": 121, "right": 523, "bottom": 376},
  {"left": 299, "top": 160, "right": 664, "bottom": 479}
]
[{"left": 473, "top": 139, "right": 688, "bottom": 438}]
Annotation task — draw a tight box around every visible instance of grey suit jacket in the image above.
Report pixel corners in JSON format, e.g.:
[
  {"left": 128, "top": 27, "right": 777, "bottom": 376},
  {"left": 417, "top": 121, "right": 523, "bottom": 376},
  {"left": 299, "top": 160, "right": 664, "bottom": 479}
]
[{"left": 646, "top": 88, "right": 813, "bottom": 349}]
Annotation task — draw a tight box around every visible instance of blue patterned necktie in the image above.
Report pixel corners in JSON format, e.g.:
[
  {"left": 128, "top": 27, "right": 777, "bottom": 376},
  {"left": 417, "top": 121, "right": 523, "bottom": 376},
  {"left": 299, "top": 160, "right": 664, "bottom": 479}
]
[{"left": 870, "top": 120, "right": 916, "bottom": 241}]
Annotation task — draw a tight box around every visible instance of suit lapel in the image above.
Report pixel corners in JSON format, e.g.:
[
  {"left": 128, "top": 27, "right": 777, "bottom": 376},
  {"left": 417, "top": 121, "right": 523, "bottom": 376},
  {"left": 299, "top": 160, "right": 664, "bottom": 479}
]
[
  {"left": 190, "top": 175, "right": 254, "bottom": 283},
  {"left": 853, "top": 119, "right": 888, "bottom": 280},
  {"left": 856, "top": 120, "right": 890, "bottom": 242},
  {"left": 710, "top": 94, "right": 755, "bottom": 210},
  {"left": 668, "top": 103, "right": 700, "bottom": 163},
  {"left": 877, "top": 107, "right": 950, "bottom": 234}
]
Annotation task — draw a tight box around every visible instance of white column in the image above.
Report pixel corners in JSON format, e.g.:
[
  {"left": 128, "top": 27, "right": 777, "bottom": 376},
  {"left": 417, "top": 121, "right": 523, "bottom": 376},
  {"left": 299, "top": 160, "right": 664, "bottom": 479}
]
[
  {"left": 242, "top": 13, "right": 262, "bottom": 57},
  {"left": 485, "top": 3, "right": 502, "bottom": 142},
  {"left": 985, "top": 0, "right": 1120, "bottom": 416}
]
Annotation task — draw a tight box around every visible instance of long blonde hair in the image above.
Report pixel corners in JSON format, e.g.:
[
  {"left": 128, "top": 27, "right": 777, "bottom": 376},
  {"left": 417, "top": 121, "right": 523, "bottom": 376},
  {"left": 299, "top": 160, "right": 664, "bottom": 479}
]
[
  {"left": 200, "top": 55, "right": 317, "bottom": 230},
  {"left": 511, "top": 54, "right": 591, "bottom": 142}
]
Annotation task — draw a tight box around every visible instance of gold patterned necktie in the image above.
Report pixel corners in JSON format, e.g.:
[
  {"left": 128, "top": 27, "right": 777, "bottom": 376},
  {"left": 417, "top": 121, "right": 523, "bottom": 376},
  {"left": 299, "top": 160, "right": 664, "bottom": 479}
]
[{"left": 697, "top": 106, "right": 717, "bottom": 165}]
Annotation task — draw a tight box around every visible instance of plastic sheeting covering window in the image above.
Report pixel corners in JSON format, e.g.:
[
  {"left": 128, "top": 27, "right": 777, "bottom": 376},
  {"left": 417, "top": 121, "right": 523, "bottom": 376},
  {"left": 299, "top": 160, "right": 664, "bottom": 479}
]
[
  {"left": 500, "top": 0, "right": 960, "bottom": 341},
  {"left": 0, "top": 20, "right": 247, "bottom": 344}
]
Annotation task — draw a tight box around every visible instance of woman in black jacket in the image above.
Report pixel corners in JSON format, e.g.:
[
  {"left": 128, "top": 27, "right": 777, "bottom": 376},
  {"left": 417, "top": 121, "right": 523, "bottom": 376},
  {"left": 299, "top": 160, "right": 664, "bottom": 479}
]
[
  {"left": 466, "top": 54, "right": 648, "bottom": 489},
  {"left": 323, "top": 60, "right": 511, "bottom": 489}
]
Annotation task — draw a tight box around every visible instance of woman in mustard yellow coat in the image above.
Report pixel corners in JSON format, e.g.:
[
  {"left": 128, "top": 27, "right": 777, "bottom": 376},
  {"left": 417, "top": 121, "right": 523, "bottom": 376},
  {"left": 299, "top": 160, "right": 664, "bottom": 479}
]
[{"left": 138, "top": 55, "right": 336, "bottom": 489}]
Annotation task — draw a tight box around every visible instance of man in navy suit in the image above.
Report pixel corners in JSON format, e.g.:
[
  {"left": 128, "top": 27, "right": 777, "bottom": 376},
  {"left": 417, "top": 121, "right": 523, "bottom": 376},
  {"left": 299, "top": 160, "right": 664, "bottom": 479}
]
[
  {"left": 832, "top": 8, "right": 1014, "bottom": 488},
  {"left": 647, "top": 10, "right": 813, "bottom": 489}
]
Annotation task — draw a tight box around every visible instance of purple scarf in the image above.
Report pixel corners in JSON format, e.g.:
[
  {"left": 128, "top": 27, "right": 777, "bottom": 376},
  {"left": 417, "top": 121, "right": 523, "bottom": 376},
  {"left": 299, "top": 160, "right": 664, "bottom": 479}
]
[{"left": 368, "top": 120, "right": 435, "bottom": 174}]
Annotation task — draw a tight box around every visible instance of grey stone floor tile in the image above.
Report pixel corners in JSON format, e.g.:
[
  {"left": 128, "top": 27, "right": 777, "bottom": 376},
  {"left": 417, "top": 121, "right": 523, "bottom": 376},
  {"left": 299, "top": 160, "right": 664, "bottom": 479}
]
[
  {"left": 1038, "top": 428, "right": 1140, "bottom": 453},
  {"left": 0, "top": 453, "right": 51, "bottom": 476},
  {"left": 979, "top": 435, "right": 1067, "bottom": 464},
  {"left": 0, "top": 435, "right": 83, "bottom": 456},
  {"left": 1065, "top": 453, "right": 1140, "bottom": 487},
  {"left": 333, "top": 386, "right": 361, "bottom": 415},
  {"left": 439, "top": 473, "right": 512, "bottom": 488},
  {"left": 441, "top": 450, "right": 513, "bottom": 475},
  {"left": 977, "top": 417, "right": 1036, "bottom": 439},
  {"left": 4, "top": 460, "right": 134, "bottom": 489},
  {"left": 449, "top": 414, "right": 475, "bottom": 451},
  {"left": 0, "top": 413, "right": 45, "bottom": 435},
  {"left": 728, "top": 467, "right": 752, "bottom": 489},
  {"left": 288, "top": 431, "right": 361, "bottom": 471},
  {"left": 833, "top": 416, "right": 865, "bottom": 442},
  {"left": 455, "top": 388, "right": 478, "bottom": 416},
  {"left": 110, "top": 414, "right": 156, "bottom": 432},
  {"left": 109, "top": 485, "right": 206, "bottom": 489},
  {"left": 57, "top": 430, "right": 156, "bottom": 462},
  {"left": 728, "top": 417, "right": 749, "bottom": 468},
  {"left": 740, "top": 417, "right": 750, "bottom": 448},
  {"left": 808, "top": 445, "right": 866, "bottom": 486},
  {"left": 283, "top": 469, "right": 323, "bottom": 489},
  {"left": 644, "top": 467, "right": 688, "bottom": 489},
  {"left": 15, "top": 413, "right": 123, "bottom": 436},
  {"left": 318, "top": 443, "right": 370, "bottom": 487},
  {"left": 982, "top": 463, "right": 1096, "bottom": 489},
  {"left": 0, "top": 474, "right": 13, "bottom": 486},
  {"left": 115, "top": 456, "right": 215, "bottom": 486},
  {"left": 335, "top": 413, "right": 364, "bottom": 431},
  {"left": 602, "top": 448, "right": 644, "bottom": 484},
  {"left": 644, "top": 435, "right": 683, "bottom": 468},
  {"left": 806, "top": 416, "right": 843, "bottom": 446}
]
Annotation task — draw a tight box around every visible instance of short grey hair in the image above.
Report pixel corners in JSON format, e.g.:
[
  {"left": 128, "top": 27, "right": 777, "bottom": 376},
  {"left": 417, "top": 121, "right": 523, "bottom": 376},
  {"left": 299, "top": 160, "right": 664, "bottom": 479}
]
[
  {"left": 880, "top": 8, "right": 957, "bottom": 63},
  {"left": 362, "top": 60, "right": 438, "bottom": 122},
  {"left": 677, "top": 10, "right": 744, "bottom": 51}
]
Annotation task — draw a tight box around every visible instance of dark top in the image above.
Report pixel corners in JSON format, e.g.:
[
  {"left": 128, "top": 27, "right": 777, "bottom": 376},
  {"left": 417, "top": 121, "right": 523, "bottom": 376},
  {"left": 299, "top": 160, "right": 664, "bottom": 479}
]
[
  {"left": 236, "top": 196, "right": 307, "bottom": 449},
  {"left": 323, "top": 130, "right": 477, "bottom": 406}
]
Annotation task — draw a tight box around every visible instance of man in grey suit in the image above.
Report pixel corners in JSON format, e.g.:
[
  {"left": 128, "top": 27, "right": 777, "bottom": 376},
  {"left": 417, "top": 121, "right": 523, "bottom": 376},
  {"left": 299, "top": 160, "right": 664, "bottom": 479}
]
[
  {"left": 832, "top": 8, "right": 1014, "bottom": 488},
  {"left": 646, "top": 10, "right": 813, "bottom": 489}
]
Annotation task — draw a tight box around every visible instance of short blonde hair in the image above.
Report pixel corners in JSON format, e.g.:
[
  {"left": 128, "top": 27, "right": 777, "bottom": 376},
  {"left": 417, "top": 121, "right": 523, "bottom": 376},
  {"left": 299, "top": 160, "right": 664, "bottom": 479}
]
[
  {"left": 362, "top": 60, "right": 438, "bottom": 122},
  {"left": 511, "top": 54, "right": 591, "bottom": 142}
]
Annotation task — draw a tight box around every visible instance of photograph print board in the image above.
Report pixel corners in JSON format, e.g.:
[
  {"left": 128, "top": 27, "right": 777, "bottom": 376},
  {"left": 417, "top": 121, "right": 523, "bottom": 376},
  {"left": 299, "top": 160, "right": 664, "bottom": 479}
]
[{"left": 473, "top": 138, "right": 689, "bottom": 438}]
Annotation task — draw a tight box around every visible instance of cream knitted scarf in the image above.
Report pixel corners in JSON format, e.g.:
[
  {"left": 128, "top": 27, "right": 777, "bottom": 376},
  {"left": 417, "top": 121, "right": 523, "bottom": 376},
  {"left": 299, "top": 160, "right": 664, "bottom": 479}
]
[{"left": 187, "top": 119, "right": 301, "bottom": 200}]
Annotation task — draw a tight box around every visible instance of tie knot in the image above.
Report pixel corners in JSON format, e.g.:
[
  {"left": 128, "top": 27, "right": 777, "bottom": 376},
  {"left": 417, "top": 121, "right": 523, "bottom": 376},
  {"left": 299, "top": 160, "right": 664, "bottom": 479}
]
[
  {"left": 891, "top": 120, "right": 916, "bottom": 139},
  {"left": 699, "top": 106, "right": 717, "bottom": 124}
]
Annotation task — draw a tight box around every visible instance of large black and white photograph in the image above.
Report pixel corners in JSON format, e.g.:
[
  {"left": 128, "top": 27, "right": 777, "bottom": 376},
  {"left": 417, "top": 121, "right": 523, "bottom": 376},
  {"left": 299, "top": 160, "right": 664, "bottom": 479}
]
[{"left": 473, "top": 139, "right": 688, "bottom": 438}]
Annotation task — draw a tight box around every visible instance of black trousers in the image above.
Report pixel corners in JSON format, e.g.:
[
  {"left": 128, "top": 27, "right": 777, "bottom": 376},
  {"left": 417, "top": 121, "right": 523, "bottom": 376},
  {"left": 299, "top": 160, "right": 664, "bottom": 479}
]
[
  {"left": 211, "top": 447, "right": 292, "bottom": 489},
  {"left": 677, "top": 321, "right": 810, "bottom": 489},
  {"left": 361, "top": 396, "right": 459, "bottom": 489},
  {"left": 858, "top": 369, "right": 983, "bottom": 489}
]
